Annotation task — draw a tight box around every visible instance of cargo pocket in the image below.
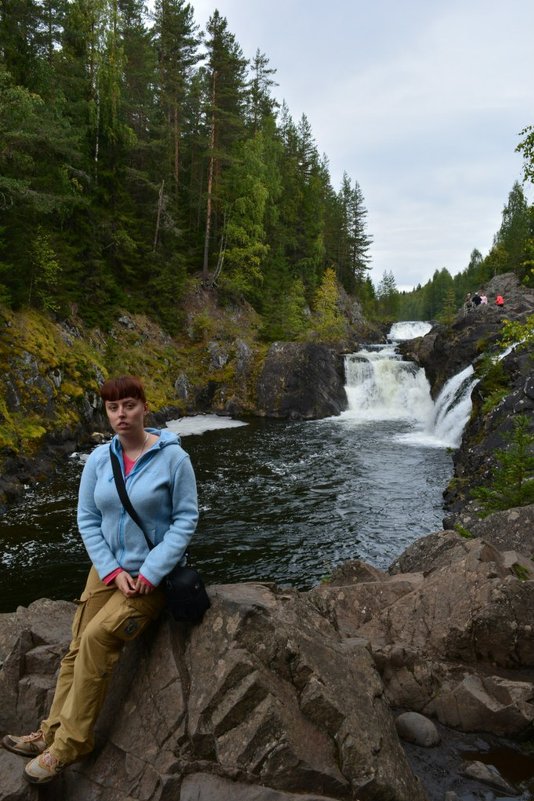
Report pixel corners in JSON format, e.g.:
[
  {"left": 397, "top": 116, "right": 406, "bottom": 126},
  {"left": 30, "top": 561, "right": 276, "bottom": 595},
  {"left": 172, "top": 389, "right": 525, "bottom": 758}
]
[
  {"left": 108, "top": 592, "right": 165, "bottom": 643},
  {"left": 72, "top": 581, "right": 117, "bottom": 640},
  {"left": 112, "top": 613, "right": 150, "bottom": 641}
]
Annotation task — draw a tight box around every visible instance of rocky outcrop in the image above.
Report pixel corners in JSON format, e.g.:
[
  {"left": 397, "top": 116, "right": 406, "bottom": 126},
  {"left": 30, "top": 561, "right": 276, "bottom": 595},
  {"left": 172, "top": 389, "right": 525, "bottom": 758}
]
[
  {"left": 442, "top": 342, "right": 534, "bottom": 522},
  {"left": 256, "top": 343, "right": 348, "bottom": 419},
  {"left": 396, "top": 273, "right": 534, "bottom": 524},
  {"left": 0, "top": 304, "right": 357, "bottom": 508},
  {"left": 0, "top": 584, "right": 425, "bottom": 801},
  {"left": 3, "top": 514, "right": 534, "bottom": 801},
  {"left": 401, "top": 272, "right": 534, "bottom": 397},
  {"left": 311, "top": 529, "right": 534, "bottom": 740}
]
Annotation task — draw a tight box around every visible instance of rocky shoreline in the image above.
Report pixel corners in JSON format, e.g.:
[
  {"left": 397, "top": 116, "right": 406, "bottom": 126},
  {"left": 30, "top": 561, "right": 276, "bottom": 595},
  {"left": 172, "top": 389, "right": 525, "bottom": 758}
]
[{"left": 1, "top": 506, "right": 534, "bottom": 800}]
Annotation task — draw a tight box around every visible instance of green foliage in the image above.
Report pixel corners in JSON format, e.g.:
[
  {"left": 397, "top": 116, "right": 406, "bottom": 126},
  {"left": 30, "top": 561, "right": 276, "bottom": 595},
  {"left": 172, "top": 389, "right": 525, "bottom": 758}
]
[
  {"left": 375, "top": 270, "right": 399, "bottom": 319},
  {"left": 472, "top": 415, "right": 534, "bottom": 515},
  {"left": 261, "top": 273, "right": 309, "bottom": 341},
  {"left": 454, "top": 523, "right": 474, "bottom": 539},
  {"left": 0, "top": 3, "right": 373, "bottom": 339},
  {"left": 480, "top": 389, "right": 509, "bottom": 415},
  {"left": 331, "top": 172, "right": 372, "bottom": 292},
  {"left": 356, "top": 276, "right": 377, "bottom": 319},
  {"left": 28, "top": 228, "right": 62, "bottom": 312},
  {"left": 312, "top": 267, "right": 346, "bottom": 341},
  {"left": 474, "top": 353, "right": 510, "bottom": 414},
  {"left": 517, "top": 124, "right": 534, "bottom": 185},
  {"left": 220, "top": 133, "right": 270, "bottom": 301},
  {"left": 511, "top": 562, "right": 531, "bottom": 581},
  {"left": 436, "top": 286, "right": 457, "bottom": 325},
  {"left": 499, "top": 314, "right": 534, "bottom": 350}
]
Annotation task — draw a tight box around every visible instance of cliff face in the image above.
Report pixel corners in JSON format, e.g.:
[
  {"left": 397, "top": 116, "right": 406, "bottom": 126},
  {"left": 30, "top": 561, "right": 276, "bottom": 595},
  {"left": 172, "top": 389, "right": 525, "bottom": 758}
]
[
  {"left": 0, "top": 294, "right": 356, "bottom": 508},
  {"left": 399, "top": 273, "right": 534, "bottom": 524},
  {"left": 400, "top": 273, "right": 534, "bottom": 398}
]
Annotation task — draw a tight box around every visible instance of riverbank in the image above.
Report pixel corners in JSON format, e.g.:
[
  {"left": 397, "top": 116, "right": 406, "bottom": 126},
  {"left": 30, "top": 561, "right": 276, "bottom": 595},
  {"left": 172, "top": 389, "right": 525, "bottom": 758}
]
[
  {"left": 0, "top": 286, "right": 377, "bottom": 509},
  {"left": 2, "top": 512, "right": 534, "bottom": 801}
]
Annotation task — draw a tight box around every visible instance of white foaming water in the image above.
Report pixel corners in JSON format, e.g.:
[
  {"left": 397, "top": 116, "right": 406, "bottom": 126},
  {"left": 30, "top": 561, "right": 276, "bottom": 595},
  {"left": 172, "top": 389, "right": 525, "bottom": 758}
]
[
  {"left": 388, "top": 321, "right": 433, "bottom": 341},
  {"left": 341, "top": 345, "right": 434, "bottom": 423},
  {"left": 167, "top": 414, "right": 248, "bottom": 436},
  {"left": 341, "top": 335, "right": 477, "bottom": 448}
]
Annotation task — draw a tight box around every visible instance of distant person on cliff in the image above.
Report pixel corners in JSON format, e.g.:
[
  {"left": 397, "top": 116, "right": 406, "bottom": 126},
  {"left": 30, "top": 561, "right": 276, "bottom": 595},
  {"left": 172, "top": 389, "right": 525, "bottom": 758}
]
[
  {"left": 464, "top": 293, "right": 473, "bottom": 313},
  {"left": 472, "top": 291, "right": 482, "bottom": 307},
  {"left": 495, "top": 294, "right": 505, "bottom": 308},
  {"left": 2, "top": 375, "right": 199, "bottom": 784},
  {"left": 480, "top": 292, "right": 488, "bottom": 305}
]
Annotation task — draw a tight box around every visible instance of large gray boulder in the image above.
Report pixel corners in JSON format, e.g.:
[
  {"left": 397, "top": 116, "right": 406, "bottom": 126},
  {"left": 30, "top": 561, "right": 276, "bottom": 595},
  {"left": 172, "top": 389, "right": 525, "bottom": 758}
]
[
  {"left": 310, "top": 536, "right": 534, "bottom": 736},
  {"left": 256, "top": 343, "right": 348, "bottom": 419},
  {"left": 0, "top": 583, "right": 425, "bottom": 801}
]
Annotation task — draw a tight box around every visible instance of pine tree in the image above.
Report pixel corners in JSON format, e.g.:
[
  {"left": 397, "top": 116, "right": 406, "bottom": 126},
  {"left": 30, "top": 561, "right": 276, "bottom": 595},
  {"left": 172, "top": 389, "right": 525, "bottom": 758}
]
[
  {"left": 376, "top": 270, "right": 399, "bottom": 319},
  {"left": 492, "top": 181, "right": 530, "bottom": 276},
  {"left": 0, "top": 0, "right": 42, "bottom": 89},
  {"left": 246, "top": 48, "right": 278, "bottom": 132},
  {"left": 201, "top": 10, "right": 247, "bottom": 283},
  {"left": 153, "top": 0, "right": 201, "bottom": 199},
  {"left": 472, "top": 415, "right": 534, "bottom": 514},
  {"left": 0, "top": 65, "right": 83, "bottom": 308},
  {"left": 437, "top": 286, "right": 457, "bottom": 325},
  {"left": 28, "top": 227, "right": 61, "bottom": 311},
  {"left": 335, "top": 172, "right": 372, "bottom": 292},
  {"left": 218, "top": 132, "right": 270, "bottom": 301}
]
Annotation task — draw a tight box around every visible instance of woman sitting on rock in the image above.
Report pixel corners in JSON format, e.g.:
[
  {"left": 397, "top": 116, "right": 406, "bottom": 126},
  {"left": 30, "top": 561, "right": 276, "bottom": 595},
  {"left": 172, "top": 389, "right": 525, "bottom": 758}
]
[{"left": 2, "top": 375, "right": 199, "bottom": 784}]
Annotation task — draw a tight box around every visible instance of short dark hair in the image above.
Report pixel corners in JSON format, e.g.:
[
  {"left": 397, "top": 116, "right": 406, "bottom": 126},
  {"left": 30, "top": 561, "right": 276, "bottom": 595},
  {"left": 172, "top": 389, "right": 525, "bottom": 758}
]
[{"left": 100, "top": 375, "right": 146, "bottom": 403}]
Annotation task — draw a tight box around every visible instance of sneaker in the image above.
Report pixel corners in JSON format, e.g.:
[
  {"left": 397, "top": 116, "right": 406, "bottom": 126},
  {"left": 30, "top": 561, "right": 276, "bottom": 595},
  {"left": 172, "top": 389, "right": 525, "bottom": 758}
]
[
  {"left": 24, "top": 750, "right": 63, "bottom": 784},
  {"left": 2, "top": 730, "right": 47, "bottom": 757}
]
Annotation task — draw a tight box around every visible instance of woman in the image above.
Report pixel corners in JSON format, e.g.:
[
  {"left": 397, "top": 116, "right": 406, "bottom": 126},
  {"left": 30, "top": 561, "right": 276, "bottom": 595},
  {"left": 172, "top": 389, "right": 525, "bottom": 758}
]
[{"left": 2, "top": 375, "right": 198, "bottom": 784}]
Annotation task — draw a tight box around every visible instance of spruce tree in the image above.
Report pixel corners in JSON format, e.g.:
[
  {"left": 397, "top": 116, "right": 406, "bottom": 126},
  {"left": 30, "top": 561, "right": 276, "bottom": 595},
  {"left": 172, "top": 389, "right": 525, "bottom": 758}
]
[
  {"left": 201, "top": 10, "right": 247, "bottom": 283},
  {"left": 472, "top": 415, "right": 534, "bottom": 514}
]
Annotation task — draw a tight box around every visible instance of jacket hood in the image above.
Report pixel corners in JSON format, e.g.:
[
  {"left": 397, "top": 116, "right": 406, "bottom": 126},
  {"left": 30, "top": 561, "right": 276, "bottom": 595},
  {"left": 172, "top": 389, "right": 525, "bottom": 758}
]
[
  {"left": 109, "top": 427, "right": 181, "bottom": 457},
  {"left": 152, "top": 427, "right": 181, "bottom": 448}
]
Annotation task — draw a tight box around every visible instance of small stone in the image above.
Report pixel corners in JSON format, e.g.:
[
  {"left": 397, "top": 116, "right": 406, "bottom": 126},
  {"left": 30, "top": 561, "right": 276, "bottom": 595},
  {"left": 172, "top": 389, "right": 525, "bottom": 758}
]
[
  {"left": 395, "top": 711, "right": 441, "bottom": 747},
  {"left": 462, "top": 760, "right": 517, "bottom": 794}
]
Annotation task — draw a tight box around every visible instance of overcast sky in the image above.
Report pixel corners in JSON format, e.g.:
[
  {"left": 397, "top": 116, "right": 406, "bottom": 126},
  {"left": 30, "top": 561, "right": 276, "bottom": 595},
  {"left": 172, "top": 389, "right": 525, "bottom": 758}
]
[{"left": 187, "top": 0, "right": 534, "bottom": 291}]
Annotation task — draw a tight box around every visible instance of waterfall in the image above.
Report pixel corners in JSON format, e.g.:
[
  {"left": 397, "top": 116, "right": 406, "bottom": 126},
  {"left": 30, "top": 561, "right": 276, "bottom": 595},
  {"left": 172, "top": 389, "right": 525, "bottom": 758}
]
[
  {"left": 343, "top": 345, "right": 434, "bottom": 423},
  {"left": 430, "top": 366, "right": 478, "bottom": 447},
  {"left": 339, "top": 322, "right": 479, "bottom": 448},
  {"left": 388, "top": 321, "right": 433, "bottom": 341}
]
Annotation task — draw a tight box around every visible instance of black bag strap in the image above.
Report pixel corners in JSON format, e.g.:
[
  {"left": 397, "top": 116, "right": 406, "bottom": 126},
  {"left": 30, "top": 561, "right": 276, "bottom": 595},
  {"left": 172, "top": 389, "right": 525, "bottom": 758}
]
[{"left": 110, "top": 448, "right": 153, "bottom": 550}]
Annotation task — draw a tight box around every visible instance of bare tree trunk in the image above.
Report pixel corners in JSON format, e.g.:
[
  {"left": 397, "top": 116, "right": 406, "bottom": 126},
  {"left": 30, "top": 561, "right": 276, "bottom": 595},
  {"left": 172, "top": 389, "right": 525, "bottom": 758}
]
[
  {"left": 202, "top": 71, "right": 217, "bottom": 283},
  {"left": 173, "top": 104, "right": 179, "bottom": 193},
  {"left": 153, "top": 179, "right": 165, "bottom": 251},
  {"left": 211, "top": 211, "right": 228, "bottom": 286}
]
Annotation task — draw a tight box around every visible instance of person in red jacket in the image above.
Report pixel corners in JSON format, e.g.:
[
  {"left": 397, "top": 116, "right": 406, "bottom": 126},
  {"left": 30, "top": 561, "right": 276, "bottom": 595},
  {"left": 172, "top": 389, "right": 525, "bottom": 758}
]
[{"left": 495, "top": 294, "right": 505, "bottom": 307}]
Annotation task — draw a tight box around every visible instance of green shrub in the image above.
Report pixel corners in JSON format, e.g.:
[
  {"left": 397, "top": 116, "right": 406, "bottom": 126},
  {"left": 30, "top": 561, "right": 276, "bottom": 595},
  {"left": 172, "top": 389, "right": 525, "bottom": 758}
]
[{"left": 472, "top": 414, "right": 534, "bottom": 515}]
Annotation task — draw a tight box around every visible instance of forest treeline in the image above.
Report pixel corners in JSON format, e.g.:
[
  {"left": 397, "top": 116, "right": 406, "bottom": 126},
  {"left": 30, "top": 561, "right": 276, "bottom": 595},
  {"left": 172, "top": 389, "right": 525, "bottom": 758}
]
[
  {"left": 2, "top": 1, "right": 534, "bottom": 339},
  {"left": 0, "top": 0, "right": 376, "bottom": 339}
]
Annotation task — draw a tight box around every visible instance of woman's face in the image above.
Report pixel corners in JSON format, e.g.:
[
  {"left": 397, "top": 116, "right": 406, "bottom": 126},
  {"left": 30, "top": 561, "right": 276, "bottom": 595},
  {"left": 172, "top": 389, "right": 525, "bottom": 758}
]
[{"left": 105, "top": 396, "right": 147, "bottom": 436}]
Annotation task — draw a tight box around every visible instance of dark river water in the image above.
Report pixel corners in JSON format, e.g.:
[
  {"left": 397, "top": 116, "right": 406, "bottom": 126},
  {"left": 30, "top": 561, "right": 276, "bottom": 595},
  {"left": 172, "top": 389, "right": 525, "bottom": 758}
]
[{"left": 0, "top": 414, "right": 452, "bottom": 612}]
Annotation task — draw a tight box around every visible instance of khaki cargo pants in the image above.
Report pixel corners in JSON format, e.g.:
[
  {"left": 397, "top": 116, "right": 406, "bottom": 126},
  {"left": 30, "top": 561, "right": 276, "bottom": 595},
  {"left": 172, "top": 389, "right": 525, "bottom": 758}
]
[{"left": 40, "top": 566, "right": 165, "bottom": 765}]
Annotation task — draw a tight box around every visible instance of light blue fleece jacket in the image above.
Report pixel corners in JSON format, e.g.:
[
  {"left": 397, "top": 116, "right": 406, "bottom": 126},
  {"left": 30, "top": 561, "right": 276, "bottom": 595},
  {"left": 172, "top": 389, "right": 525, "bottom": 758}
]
[{"left": 77, "top": 428, "right": 198, "bottom": 587}]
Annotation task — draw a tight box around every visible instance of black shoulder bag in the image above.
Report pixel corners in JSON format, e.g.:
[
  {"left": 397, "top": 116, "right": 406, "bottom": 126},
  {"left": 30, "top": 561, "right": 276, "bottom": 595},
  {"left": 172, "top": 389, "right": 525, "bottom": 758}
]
[{"left": 110, "top": 449, "right": 210, "bottom": 623}]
